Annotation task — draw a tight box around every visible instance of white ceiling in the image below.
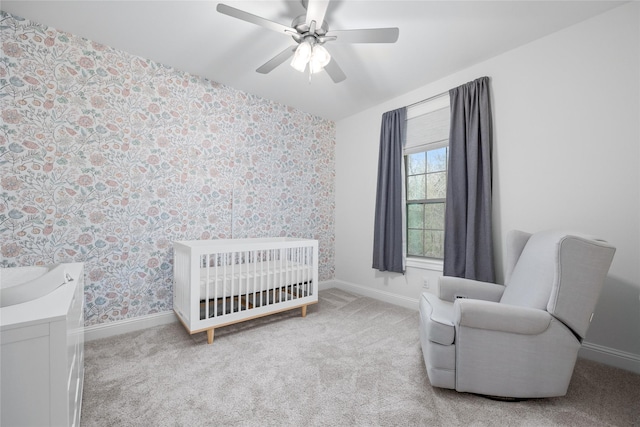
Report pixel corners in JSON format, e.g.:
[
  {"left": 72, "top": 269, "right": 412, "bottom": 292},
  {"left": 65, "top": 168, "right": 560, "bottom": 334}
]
[{"left": 1, "top": 1, "right": 626, "bottom": 121}]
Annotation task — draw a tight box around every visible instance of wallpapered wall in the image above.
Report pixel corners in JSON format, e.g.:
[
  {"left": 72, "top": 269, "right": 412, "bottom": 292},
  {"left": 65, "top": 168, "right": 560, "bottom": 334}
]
[{"left": 0, "top": 12, "right": 335, "bottom": 326}]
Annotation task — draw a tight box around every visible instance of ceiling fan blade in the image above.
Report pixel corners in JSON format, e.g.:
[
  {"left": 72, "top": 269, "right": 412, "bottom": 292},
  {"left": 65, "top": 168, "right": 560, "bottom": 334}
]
[
  {"left": 305, "top": 0, "right": 330, "bottom": 28},
  {"left": 324, "top": 58, "right": 346, "bottom": 83},
  {"left": 217, "top": 3, "right": 294, "bottom": 35},
  {"left": 325, "top": 28, "right": 399, "bottom": 43},
  {"left": 256, "top": 46, "right": 296, "bottom": 74}
]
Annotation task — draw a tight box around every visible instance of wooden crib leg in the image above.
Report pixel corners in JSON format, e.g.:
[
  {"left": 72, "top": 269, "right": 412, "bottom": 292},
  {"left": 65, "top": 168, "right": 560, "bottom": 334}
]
[
  {"left": 207, "top": 328, "right": 214, "bottom": 344},
  {"left": 301, "top": 305, "right": 307, "bottom": 318}
]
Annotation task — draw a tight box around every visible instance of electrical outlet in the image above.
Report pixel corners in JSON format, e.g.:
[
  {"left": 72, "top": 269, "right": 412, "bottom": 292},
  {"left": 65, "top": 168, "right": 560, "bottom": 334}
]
[{"left": 422, "top": 277, "right": 430, "bottom": 289}]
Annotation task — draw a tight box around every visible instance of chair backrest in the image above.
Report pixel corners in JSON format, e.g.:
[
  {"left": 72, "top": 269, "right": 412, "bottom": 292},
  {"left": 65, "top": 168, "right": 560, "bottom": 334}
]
[
  {"left": 501, "top": 230, "right": 615, "bottom": 339},
  {"left": 504, "top": 229, "right": 532, "bottom": 285}
]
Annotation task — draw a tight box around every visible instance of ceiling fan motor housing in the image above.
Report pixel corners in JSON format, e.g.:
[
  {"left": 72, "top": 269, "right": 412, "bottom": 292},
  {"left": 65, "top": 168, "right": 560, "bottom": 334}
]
[{"left": 292, "top": 14, "right": 329, "bottom": 38}]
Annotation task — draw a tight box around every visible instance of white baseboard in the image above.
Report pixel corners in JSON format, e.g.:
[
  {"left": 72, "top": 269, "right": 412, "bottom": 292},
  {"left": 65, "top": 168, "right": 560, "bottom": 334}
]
[
  {"left": 321, "top": 279, "right": 640, "bottom": 374},
  {"left": 579, "top": 341, "right": 640, "bottom": 374},
  {"left": 320, "top": 279, "right": 420, "bottom": 311},
  {"left": 317, "top": 279, "right": 338, "bottom": 292},
  {"left": 84, "top": 311, "right": 178, "bottom": 342},
  {"left": 85, "top": 280, "right": 336, "bottom": 342}
]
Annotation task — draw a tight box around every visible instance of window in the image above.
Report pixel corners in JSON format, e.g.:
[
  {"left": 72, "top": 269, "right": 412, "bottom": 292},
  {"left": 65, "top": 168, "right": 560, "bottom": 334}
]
[
  {"left": 406, "top": 147, "right": 447, "bottom": 258},
  {"left": 404, "top": 95, "right": 450, "bottom": 260}
]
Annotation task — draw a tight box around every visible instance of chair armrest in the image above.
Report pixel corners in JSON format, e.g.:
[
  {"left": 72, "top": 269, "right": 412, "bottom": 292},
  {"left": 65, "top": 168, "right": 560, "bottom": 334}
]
[
  {"left": 438, "top": 276, "right": 505, "bottom": 302},
  {"left": 454, "top": 299, "right": 552, "bottom": 335}
]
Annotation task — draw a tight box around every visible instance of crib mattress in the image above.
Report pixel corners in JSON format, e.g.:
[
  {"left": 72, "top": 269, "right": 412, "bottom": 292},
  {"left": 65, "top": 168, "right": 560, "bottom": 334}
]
[{"left": 199, "top": 260, "right": 312, "bottom": 300}]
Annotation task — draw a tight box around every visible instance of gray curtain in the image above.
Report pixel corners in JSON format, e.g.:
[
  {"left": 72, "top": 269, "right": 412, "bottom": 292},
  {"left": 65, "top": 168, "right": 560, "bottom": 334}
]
[
  {"left": 372, "top": 107, "right": 407, "bottom": 273},
  {"left": 443, "top": 77, "right": 495, "bottom": 282}
]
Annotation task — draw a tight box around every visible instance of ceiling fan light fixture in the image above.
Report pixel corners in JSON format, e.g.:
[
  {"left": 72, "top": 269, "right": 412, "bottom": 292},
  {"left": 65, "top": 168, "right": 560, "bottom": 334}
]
[
  {"left": 218, "top": 1, "right": 400, "bottom": 83},
  {"left": 291, "top": 41, "right": 312, "bottom": 72},
  {"left": 309, "top": 45, "right": 331, "bottom": 74}
]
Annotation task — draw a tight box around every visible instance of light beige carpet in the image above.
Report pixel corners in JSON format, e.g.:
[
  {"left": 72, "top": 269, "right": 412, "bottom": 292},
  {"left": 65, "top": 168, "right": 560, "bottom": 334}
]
[{"left": 82, "top": 288, "right": 640, "bottom": 426}]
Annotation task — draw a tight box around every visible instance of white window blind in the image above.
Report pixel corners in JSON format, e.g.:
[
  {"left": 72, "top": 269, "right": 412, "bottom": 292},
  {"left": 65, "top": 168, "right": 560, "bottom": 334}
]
[{"left": 405, "top": 95, "right": 450, "bottom": 154}]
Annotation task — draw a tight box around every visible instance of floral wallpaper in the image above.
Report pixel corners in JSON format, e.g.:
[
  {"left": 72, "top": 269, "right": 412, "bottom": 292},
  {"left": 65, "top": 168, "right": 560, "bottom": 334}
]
[{"left": 0, "top": 12, "right": 335, "bottom": 326}]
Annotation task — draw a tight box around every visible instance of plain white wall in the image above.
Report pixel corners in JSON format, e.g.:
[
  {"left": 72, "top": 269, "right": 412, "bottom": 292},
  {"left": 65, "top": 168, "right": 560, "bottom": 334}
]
[{"left": 335, "top": 3, "right": 639, "bottom": 363}]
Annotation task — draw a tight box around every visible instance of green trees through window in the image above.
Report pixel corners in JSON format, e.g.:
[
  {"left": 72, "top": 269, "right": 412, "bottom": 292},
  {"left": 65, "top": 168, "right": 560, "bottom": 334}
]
[{"left": 406, "top": 146, "right": 447, "bottom": 259}]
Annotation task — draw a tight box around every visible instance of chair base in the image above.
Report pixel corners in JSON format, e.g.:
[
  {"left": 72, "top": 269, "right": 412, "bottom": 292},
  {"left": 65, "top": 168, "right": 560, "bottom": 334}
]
[{"left": 476, "top": 394, "right": 530, "bottom": 402}]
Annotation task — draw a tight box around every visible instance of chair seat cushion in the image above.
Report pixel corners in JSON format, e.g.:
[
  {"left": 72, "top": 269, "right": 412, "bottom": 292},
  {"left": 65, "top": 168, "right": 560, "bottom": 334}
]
[{"left": 420, "top": 292, "right": 455, "bottom": 345}]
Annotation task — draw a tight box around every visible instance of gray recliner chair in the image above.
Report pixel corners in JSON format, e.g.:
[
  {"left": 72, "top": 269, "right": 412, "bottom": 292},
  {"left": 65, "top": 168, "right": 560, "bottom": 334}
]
[{"left": 419, "top": 230, "right": 616, "bottom": 398}]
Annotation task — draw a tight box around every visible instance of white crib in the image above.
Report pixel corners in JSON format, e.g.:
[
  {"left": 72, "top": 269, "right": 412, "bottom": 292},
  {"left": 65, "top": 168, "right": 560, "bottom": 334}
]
[{"left": 173, "top": 238, "right": 318, "bottom": 344}]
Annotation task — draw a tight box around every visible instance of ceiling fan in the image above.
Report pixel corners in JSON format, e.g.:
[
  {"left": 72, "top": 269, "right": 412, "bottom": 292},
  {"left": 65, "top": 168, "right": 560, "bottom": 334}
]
[{"left": 216, "top": 0, "right": 399, "bottom": 83}]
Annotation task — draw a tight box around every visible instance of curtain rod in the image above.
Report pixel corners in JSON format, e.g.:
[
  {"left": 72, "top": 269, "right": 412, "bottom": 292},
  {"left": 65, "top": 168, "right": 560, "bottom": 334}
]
[{"left": 406, "top": 91, "right": 449, "bottom": 109}]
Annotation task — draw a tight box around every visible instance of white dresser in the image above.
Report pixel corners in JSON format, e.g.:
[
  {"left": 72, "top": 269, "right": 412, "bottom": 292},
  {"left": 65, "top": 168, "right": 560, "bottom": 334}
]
[{"left": 1, "top": 263, "right": 85, "bottom": 427}]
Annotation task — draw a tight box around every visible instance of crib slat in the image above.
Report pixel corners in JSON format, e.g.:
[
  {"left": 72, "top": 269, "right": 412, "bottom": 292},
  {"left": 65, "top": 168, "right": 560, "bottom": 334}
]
[
  {"left": 251, "top": 250, "right": 255, "bottom": 308},
  {"left": 259, "top": 250, "right": 263, "bottom": 306},
  {"left": 233, "top": 252, "right": 237, "bottom": 313},
  {"left": 284, "top": 247, "right": 289, "bottom": 301},
  {"left": 238, "top": 251, "right": 242, "bottom": 311},
  {"left": 213, "top": 252, "right": 218, "bottom": 318},
  {"left": 265, "top": 250, "right": 269, "bottom": 305},
  {"left": 308, "top": 246, "right": 318, "bottom": 298},
  {"left": 277, "top": 248, "right": 280, "bottom": 303},
  {"left": 243, "top": 250, "right": 248, "bottom": 311},
  {"left": 305, "top": 246, "right": 309, "bottom": 296},
  {"left": 297, "top": 247, "right": 301, "bottom": 299},
  {"left": 224, "top": 253, "right": 228, "bottom": 315},
  {"left": 303, "top": 246, "right": 307, "bottom": 297},
  {"left": 205, "top": 254, "right": 209, "bottom": 320},
  {"left": 282, "top": 247, "right": 286, "bottom": 301},
  {"left": 296, "top": 247, "right": 300, "bottom": 298},
  {"left": 303, "top": 246, "right": 307, "bottom": 296},
  {"left": 308, "top": 245, "right": 312, "bottom": 296},
  {"left": 290, "top": 247, "right": 294, "bottom": 299},
  {"left": 292, "top": 247, "right": 297, "bottom": 299},
  {"left": 272, "top": 248, "right": 277, "bottom": 305},
  {"left": 302, "top": 246, "right": 306, "bottom": 297}
]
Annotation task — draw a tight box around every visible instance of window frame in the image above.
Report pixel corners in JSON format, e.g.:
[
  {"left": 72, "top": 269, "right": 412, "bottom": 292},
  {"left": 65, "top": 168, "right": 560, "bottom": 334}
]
[{"left": 404, "top": 95, "right": 450, "bottom": 266}]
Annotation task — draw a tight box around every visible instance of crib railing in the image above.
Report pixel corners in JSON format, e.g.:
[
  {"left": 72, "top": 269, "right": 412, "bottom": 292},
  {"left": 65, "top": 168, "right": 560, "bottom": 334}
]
[{"left": 173, "top": 238, "right": 318, "bottom": 344}]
